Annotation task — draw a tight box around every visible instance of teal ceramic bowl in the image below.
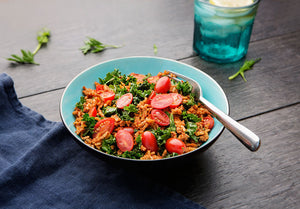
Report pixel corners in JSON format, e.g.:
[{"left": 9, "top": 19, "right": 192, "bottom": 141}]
[{"left": 60, "top": 56, "right": 229, "bottom": 162}]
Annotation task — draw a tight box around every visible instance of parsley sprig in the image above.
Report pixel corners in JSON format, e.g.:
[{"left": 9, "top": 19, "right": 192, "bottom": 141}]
[
  {"left": 80, "top": 37, "right": 120, "bottom": 55},
  {"left": 7, "top": 28, "right": 50, "bottom": 65},
  {"left": 228, "top": 58, "right": 261, "bottom": 82}
]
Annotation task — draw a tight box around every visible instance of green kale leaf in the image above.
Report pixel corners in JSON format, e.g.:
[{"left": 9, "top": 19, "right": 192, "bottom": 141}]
[
  {"left": 176, "top": 81, "right": 193, "bottom": 96},
  {"left": 75, "top": 96, "right": 86, "bottom": 110},
  {"left": 82, "top": 113, "right": 96, "bottom": 137}
]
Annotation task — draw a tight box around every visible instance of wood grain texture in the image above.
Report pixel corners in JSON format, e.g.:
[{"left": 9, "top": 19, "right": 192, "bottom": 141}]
[
  {"left": 183, "top": 31, "right": 300, "bottom": 120},
  {"left": 136, "top": 104, "right": 300, "bottom": 209},
  {"left": 20, "top": 31, "right": 300, "bottom": 123},
  {"left": 1, "top": 0, "right": 299, "bottom": 98}
]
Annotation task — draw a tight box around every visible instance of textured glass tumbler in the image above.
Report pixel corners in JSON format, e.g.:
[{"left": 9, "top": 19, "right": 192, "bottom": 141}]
[{"left": 193, "top": 0, "right": 260, "bottom": 63}]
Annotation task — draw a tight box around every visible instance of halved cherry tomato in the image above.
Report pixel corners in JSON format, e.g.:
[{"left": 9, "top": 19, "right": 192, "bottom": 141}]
[
  {"left": 169, "top": 93, "right": 182, "bottom": 108},
  {"left": 146, "top": 91, "right": 156, "bottom": 104},
  {"left": 100, "top": 91, "right": 115, "bottom": 102},
  {"left": 151, "top": 94, "right": 174, "bottom": 109},
  {"left": 147, "top": 76, "right": 160, "bottom": 84},
  {"left": 116, "top": 130, "right": 134, "bottom": 152},
  {"left": 130, "top": 73, "right": 145, "bottom": 83},
  {"left": 203, "top": 115, "right": 214, "bottom": 129},
  {"left": 96, "top": 84, "right": 104, "bottom": 93},
  {"left": 165, "top": 138, "right": 186, "bottom": 154},
  {"left": 93, "top": 118, "right": 115, "bottom": 138},
  {"left": 122, "top": 127, "right": 134, "bottom": 135},
  {"left": 88, "top": 107, "right": 97, "bottom": 117},
  {"left": 141, "top": 131, "right": 158, "bottom": 152},
  {"left": 116, "top": 93, "right": 133, "bottom": 109},
  {"left": 151, "top": 109, "right": 170, "bottom": 126},
  {"left": 154, "top": 76, "right": 171, "bottom": 93}
]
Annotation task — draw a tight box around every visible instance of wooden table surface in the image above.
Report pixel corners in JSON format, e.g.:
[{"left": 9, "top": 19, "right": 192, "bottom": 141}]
[{"left": 1, "top": 0, "right": 299, "bottom": 208}]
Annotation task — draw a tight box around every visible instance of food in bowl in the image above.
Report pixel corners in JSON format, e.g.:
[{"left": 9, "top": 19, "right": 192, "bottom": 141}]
[{"left": 73, "top": 69, "right": 214, "bottom": 160}]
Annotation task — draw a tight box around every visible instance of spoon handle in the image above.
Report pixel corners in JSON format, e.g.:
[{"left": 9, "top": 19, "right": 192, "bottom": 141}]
[{"left": 200, "top": 96, "right": 260, "bottom": 151}]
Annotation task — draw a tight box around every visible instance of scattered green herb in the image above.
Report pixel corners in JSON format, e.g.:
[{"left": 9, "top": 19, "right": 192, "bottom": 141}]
[
  {"left": 153, "top": 44, "right": 158, "bottom": 55},
  {"left": 7, "top": 28, "right": 51, "bottom": 65},
  {"left": 228, "top": 58, "right": 261, "bottom": 82},
  {"left": 80, "top": 37, "right": 120, "bottom": 55}
]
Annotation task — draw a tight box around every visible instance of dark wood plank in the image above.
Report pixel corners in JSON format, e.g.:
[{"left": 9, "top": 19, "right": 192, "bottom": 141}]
[
  {"left": 20, "top": 31, "right": 300, "bottom": 123},
  {"left": 20, "top": 89, "right": 64, "bottom": 122},
  {"left": 138, "top": 104, "right": 300, "bottom": 208},
  {"left": 1, "top": 0, "right": 299, "bottom": 98},
  {"left": 182, "top": 31, "right": 300, "bottom": 120},
  {"left": 251, "top": 0, "right": 300, "bottom": 42}
]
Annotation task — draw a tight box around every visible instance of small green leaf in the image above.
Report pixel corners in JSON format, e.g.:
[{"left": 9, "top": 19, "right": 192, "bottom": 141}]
[
  {"left": 153, "top": 44, "right": 158, "bottom": 55},
  {"left": 228, "top": 58, "right": 261, "bottom": 82},
  {"left": 80, "top": 37, "right": 121, "bottom": 55},
  {"left": 6, "top": 28, "right": 50, "bottom": 65}
]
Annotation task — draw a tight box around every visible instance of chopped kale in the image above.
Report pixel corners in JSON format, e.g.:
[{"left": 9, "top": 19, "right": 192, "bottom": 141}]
[
  {"left": 101, "top": 135, "right": 117, "bottom": 155},
  {"left": 75, "top": 96, "right": 85, "bottom": 110},
  {"left": 153, "top": 127, "right": 172, "bottom": 153},
  {"left": 176, "top": 81, "right": 193, "bottom": 96},
  {"left": 129, "top": 82, "right": 153, "bottom": 105},
  {"left": 82, "top": 113, "right": 96, "bottom": 137},
  {"left": 120, "top": 135, "right": 143, "bottom": 159},
  {"left": 103, "top": 106, "right": 117, "bottom": 117},
  {"left": 118, "top": 104, "right": 138, "bottom": 122},
  {"left": 98, "top": 69, "right": 123, "bottom": 85},
  {"left": 168, "top": 113, "right": 176, "bottom": 132},
  {"left": 165, "top": 152, "right": 179, "bottom": 158},
  {"left": 182, "top": 111, "right": 201, "bottom": 122},
  {"left": 183, "top": 93, "right": 196, "bottom": 109},
  {"left": 185, "top": 121, "right": 199, "bottom": 143},
  {"left": 109, "top": 84, "right": 128, "bottom": 100}
]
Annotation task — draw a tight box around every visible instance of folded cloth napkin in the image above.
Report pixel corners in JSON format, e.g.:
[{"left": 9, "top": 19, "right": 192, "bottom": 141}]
[{"left": 0, "top": 73, "right": 205, "bottom": 209}]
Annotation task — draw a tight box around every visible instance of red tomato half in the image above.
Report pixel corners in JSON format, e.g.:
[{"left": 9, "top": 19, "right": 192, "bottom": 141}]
[
  {"left": 154, "top": 76, "right": 171, "bottom": 93},
  {"left": 96, "top": 84, "right": 104, "bottom": 93},
  {"left": 116, "top": 130, "right": 134, "bottom": 152},
  {"left": 100, "top": 91, "right": 115, "bottom": 102},
  {"left": 165, "top": 138, "right": 186, "bottom": 154},
  {"left": 93, "top": 118, "right": 115, "bottom": 138},
  {"left": 169, "top": 93, "right": 182, "bottom": 108},
  {"left": 116, "top": 93, "right": 133, "bottom": 109},
  {"left": 151, "top": 94, "right": 174, "bottom": 109},
  {"left": 151, "top": 109, "right": 170, "bottom": 126},
  {"left": 130, "top": 73, "right": 145, "bottom": 83},
  {"left": 147, "top": 76, "right": 160, "bottom": 84},
  {"left": 147, "top": 91, "right": 156, "bottom": 104},
  {"left": 203, "top": 115, "right": 214, "bottom": 129},
  {"left": 141, "top": 131, "right": 158, "bottom": 152},
  {"left": 88, "top": 107, "right": 97, "bottom": 117},
  {"left": 122, "top": 127, "right": 134, "bottom": 135}
]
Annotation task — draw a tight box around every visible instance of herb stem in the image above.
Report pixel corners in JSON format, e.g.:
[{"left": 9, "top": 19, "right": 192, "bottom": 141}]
[
  {"left": 228, "top": 58, "right": 261, "bottom": 82},
  {"left": 32, "top": 43, "right": 42, "bottom": 55}
]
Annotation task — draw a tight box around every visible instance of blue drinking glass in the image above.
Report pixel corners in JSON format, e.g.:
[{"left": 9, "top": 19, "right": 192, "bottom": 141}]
[{"left": 193, "top": 0, "right": 260, "bottom": 63}]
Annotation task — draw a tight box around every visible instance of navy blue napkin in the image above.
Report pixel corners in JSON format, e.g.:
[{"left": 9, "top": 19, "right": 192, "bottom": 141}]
[{"left": 0, "top": 73, "right": 205, "bottom": 209}]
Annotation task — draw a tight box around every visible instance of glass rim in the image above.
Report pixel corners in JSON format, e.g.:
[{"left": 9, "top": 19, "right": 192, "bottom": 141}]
[{"left": 196, "top": 0, "right": 260, "bottom": 9}]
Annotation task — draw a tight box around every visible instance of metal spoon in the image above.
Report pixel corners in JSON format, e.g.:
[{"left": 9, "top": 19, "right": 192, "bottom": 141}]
[{"left": 168, "top": 70, "right": 260, "bottom": 151}]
